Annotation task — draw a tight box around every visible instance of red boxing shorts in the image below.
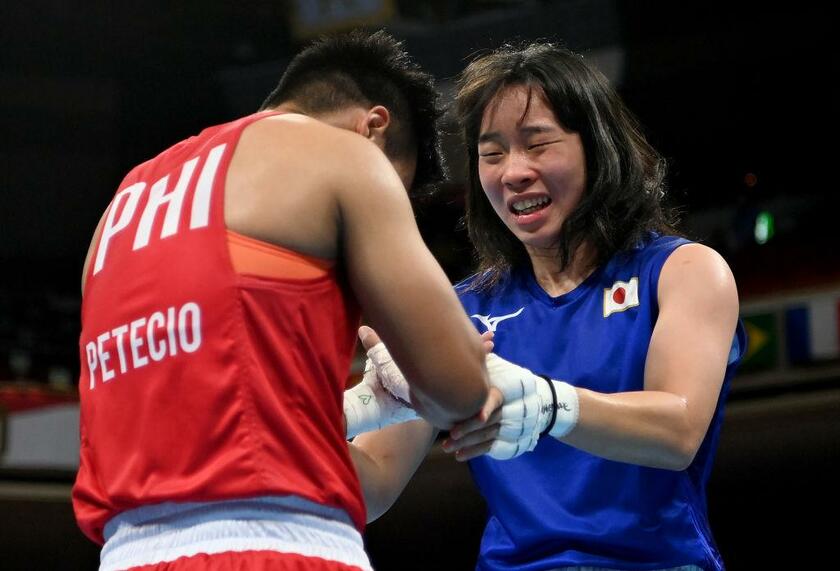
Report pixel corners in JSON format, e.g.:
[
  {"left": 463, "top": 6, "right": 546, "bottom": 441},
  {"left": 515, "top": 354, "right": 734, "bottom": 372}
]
[{"left": 125, "top": 550, "right": 364, "bottom": 571}]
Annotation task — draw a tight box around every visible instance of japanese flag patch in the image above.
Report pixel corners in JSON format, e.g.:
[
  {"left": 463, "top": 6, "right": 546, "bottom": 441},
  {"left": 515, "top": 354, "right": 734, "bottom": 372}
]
[{"left": 603, "top": 277, "right": 640, "bottom": 317}]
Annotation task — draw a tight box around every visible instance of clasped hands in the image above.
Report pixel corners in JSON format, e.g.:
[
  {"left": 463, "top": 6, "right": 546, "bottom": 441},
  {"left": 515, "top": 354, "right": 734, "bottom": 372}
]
[{"left": 346, "top": 326, "right": 568, "bottom": 460}]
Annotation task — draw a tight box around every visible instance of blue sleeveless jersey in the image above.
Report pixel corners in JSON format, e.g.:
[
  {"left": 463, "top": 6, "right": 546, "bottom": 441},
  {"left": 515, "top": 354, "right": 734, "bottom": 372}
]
[{"left": 457, "top": 235, "right": 745, "bottom": 571}]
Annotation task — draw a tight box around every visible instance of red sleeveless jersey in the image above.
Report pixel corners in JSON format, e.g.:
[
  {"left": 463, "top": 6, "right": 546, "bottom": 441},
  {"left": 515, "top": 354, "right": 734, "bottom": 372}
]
[{"left": 73, "top": 112, "right": 364, "bottom": 544}]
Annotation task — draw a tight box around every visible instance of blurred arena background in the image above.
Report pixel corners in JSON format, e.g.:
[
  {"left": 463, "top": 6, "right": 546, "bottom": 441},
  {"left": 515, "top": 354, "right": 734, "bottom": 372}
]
[{"left": 0, "top": 1, "right": 836, "bottom": 568}]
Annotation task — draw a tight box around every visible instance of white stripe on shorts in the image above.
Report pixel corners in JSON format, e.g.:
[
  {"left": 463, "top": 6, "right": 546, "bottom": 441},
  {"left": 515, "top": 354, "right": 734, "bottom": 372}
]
[{"left": 100, "top": 496, "right": 371, "bottom": 571}]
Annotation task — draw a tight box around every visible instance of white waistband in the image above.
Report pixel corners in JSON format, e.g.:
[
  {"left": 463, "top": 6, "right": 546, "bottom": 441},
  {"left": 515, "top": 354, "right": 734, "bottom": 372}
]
[
  {"left": 100, "top": 496, "right": 371, "bottom": 571},
  {"left": 549, "top": 567, "right": 704, "bottom": 571}
]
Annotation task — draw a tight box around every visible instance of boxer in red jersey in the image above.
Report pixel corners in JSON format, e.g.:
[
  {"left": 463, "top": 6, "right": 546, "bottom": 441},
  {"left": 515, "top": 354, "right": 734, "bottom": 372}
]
[{"left": 74, "top": 31, "right": 489, "bottom": 571}]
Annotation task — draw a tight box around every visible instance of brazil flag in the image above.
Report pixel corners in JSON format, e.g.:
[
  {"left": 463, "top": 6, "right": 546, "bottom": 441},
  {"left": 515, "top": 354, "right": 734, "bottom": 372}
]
[{"left": 740, "top": 313, "right": 778, "bottom": 373}]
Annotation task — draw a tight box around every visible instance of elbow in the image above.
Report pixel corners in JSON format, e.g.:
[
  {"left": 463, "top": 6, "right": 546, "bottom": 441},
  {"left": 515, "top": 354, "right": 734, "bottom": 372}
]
[
  {"left": 658, "top": 432, "right": 703, "bottom": 471},
  {"left": 651, "top": 399, "right": 708, "bottom": 471},
  {"left": 365, "top": 495, "right": 395, "bottom": 524},
  {"left": 411, "top": 381, "right": 487, "bottom": 428},
  {"left": 658, "top": 450, "right": 694, "bottom": 472},
  {"left": 444, "top": 345, "right": 491, "bottom": 419},
  {"left": 439, "top": 334, "right": 490, "bottom": 421},
  {"left": 443, "top": 378, "right": 489, "bottom": 422},
  {"left": 411, "top": 354, "right": 489, "bottom": 427}
]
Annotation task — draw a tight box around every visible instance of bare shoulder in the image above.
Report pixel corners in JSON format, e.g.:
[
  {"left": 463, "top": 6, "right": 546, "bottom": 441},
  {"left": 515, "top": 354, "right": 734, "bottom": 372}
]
[
  {"left": 662, "top": 243, "right": 734, "bottom": 286},
  {"left": 226, "top": 114, "right": 387, "bottom": 258},
  {"left": 659, "top": 243, "right": 738, "bottom": 311},
  {"left": 246, "top": 114, "right": 393, "bottom": 174},
  {"left": 226, "top": 113, "right": 406, "bottom": 258}
]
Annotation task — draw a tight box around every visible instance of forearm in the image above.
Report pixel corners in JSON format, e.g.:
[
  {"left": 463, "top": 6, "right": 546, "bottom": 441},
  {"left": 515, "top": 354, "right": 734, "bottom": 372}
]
[
  {"left": 348, "top": 421, "right": 438, "bottom": 522},
  {"left": 383, "top": 326, "right": 488, "bottom": 426},
  {"left": 446, "top": 354, "right": 711, "bottom": 468},
  {"left": 561, "top": 388, "right": 701, "bottom": 470},
  {"left": 347, "top": 442, "right": 393, "bottom": 522},
  {"left": 409, "top": 387, "right": 476, "bottom": 429},
  {"left": 449, "top": 246, "right": 737, "bottom": 467}
]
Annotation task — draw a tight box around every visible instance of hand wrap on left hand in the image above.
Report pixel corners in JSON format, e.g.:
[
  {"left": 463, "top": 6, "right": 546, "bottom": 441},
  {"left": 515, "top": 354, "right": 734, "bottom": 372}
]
[
  {"left": 484, "top": 353, "right": 579, "bottom": 460},
  {"left": 343, "top": 342, "right": 418, "bottom": 439}
]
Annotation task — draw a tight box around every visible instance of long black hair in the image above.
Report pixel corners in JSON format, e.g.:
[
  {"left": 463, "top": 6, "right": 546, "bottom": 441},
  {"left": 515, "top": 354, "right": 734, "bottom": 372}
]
[{"left": 456, "top": 42, "right": 678, "bottom": 290}]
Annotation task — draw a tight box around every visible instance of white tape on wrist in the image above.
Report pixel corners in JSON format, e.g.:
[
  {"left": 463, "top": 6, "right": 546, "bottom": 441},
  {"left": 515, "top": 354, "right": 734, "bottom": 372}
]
[
  {"left": 366, "top": 342, "right": 412, "bottom": 404},
  {"left": 543, "top": 378, "right": 579, "bottom": 439},
  {"left": 343, "top": 344, "right": 418, "bottom": 439},
  {"left": 483, "top": 353, "right": 579, "bottom": 459},
  {"left": 344, "top": 377, "right": 383, "bottom": 439}
]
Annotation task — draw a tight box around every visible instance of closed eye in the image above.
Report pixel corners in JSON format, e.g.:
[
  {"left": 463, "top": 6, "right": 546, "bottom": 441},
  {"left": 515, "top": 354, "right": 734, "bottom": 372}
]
[{"left": 527, "top": 140, "right": 561, "bottom": 150}]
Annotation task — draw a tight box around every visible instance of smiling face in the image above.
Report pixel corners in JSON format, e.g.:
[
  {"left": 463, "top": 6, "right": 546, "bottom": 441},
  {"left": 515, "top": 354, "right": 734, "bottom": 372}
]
[{"left": 477, "top": 84, "right": 586, "bottom": 255}]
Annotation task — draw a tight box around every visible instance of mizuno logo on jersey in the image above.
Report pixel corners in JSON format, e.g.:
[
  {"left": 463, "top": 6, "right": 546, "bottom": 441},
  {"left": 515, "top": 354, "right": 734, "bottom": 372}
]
[
  {"left": 471, "top": 308, "right": 524, "bottom": 333},
  {"left": 603, "top": 278, "right": 640, "bottom": 317}
]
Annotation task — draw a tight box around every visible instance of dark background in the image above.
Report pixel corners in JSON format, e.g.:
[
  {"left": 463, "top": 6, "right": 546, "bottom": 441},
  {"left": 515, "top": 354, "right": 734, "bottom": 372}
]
[{"left": 1, "top": 1, "right": 837, "bottom": 569}]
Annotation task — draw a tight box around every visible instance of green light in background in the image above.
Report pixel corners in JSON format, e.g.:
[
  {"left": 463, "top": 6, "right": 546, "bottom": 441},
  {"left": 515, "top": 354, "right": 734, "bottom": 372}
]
[{"left": 754, "top": 211, "right": 775, "bottom": 244}]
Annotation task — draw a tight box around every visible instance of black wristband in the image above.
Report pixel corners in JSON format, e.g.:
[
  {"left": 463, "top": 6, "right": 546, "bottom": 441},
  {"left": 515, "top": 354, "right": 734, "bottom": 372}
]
[{"left": 538, "top": 374, "right": 558, "bottom": 438}]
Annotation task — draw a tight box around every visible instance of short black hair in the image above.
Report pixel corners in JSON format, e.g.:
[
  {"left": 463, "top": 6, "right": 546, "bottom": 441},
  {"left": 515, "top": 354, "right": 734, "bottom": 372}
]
[
  {"left": 261, "top": 30, "right": 445, "bottom": 192},
  {"left": 456, "top": 41, "right": 679, "bottom": 290}
]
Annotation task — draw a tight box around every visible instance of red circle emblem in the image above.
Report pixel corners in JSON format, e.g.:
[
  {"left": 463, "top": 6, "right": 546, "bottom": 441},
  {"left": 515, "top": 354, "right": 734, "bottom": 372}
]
[{"left": 612, "top": 287, "right": 626, "bottom": 304}]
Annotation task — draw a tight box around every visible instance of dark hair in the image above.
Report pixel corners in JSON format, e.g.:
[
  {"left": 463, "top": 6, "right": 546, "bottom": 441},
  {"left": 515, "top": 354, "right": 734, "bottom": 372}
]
[
  {"left": 261, "top": 30, "right": 445, "bottom": 192},
  {"left": 456, "top": 41, "right": 678, "bottom": 290}
]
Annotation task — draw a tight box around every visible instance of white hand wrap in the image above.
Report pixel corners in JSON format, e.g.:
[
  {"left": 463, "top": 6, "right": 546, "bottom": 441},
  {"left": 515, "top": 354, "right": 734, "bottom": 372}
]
[
  {"left": 484, "top": 353, "right": 579, "bottom": 460},
  {"left": 343, "top": 342, "right": 418, "bottom": 439},
  {"left": 367, "top": 342, "right": 412, "bottom": 404}
]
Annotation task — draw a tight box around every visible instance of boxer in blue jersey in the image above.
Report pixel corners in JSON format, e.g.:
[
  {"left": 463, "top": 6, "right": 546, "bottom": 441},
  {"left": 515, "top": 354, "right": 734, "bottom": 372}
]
[{"left": 347, "top": 42, "right": 744, "bottom": 571}]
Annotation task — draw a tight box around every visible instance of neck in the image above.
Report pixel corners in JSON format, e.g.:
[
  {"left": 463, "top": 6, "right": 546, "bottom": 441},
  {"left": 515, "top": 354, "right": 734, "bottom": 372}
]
[
  {"left": 526, "top": 242, "right": 597, "bottom": 297},
  {"left": 269, "top": 102, "right": 306, "bottom": 115}
]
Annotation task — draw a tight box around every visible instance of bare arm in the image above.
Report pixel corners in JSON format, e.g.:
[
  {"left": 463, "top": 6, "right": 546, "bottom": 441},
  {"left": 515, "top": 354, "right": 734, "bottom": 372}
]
[
  {"left": 561, "top": 244, "right": 739, "bottom": 469},
  {"left": 349, "top": 421, "right": 438, "bottom": 522},
  {"left": 333, "top": 137, "right": 488, "bottom": 427},
  {"left": 227, "top": 115, "right": 488, "bottom": 426},
  {"left": 344, "top": 328, "right": 496, "bottom": 520},
  {"left": 448, "top": 244, "right": 740, "bottom": 470}
]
